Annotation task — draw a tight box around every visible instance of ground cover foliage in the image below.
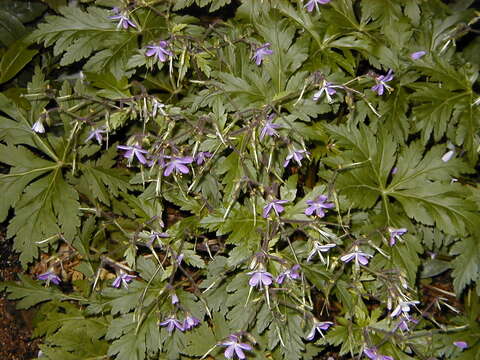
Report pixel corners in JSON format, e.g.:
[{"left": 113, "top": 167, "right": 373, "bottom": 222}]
[{"left": 1, "top": 0, "right": 480, "bottom": 359}]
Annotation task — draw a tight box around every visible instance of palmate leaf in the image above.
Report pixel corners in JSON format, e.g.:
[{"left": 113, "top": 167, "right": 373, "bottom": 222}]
[
  {"left": 0, "top": 144, "right": 80, "bottom": 265},
  {"left": 29, "top": 6, "right": 137, "bottom": 78},
  {"left": 325, "top": 124, "right": 478, "bottom": 236},
  {"left": 324, "top": 124, "right": 397, "bottom": 209},
  {"left": 0, "top": 144, "right": 55, "bottom": 222},
  {"left": 78, "top": 144, "right": 131, "bottom": 206},
  {"left": 34, "top": 302, "right": 109, "bottom": 359},
  {"left": 386, "top": 142, "right": 477, "bottom": 235},
  {"left": 106, "top": 313, "right": 161, "bottom": 360},
  {"left": 0, "top": 143, "right": 79, "bottom": 265},
  {"left": 213, "top": 71, "right": 269, "bottom": 108},
  {"left": 7, "top": 170, "right": 80, "bottom": 265},
  {"left": 201, "top": 204, "right": 264, "bottom": 266}
]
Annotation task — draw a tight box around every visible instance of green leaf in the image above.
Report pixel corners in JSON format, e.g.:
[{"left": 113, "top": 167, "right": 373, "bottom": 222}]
[
  {"left": 79, "top": 145, "right": 132, "bottom": 206},
  {"left": 4, "top": 154, "right": 80, "bottom": 265},
  {"left": 410, "top": 83, "right": 467, "bottom": 144},
  {"left": 0, "top": 93, "right": 37, "bottom": 147},
  {"left": 0, "top": 10, "right": 27, "bottom": 46},
  {"left": 0, "top": 40, "right": 37, "bottom": 84},
  {"left": 0, "top": 144, "right": 55, "bottom": 222},
  {"left": 387, "top": 143, "right": 477, "bottom": 235},
  {"left": 107, "top": 313, "right": 160, "bottom": 360},
  {"left": 279, "top": 312, "right": 305, "bottom": 359},
  {"left": 0, "top": 1, "right": 47, "bottom": 24},
  {"left": 325, "top": 124, "right": 397, "bottom": 209},
  {"left": 183, "top": 322, "right": 217, "bottom": 356},
  {"left": 30, "top": 6, "right": 137, "bottom": 78},
  {"left": 3, "top": 274, "right": 65, "bottom": 309},
  {"left": 451, "top": 237, "right": 480, "bottom": 295},
  {"left": 34, "top": 302, "right": 108, "bottom": 358},
  {"left": 72, "top": 216, "right": 97, "bottom": 278}
]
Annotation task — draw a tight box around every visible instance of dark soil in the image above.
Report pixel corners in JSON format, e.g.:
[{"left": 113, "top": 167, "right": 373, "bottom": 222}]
[{"left": 0, "top": 232, "right": 40, "bottom": 360}]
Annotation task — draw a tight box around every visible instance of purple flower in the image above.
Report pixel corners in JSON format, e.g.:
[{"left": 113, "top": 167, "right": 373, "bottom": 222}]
[
  {"left": 307, "top": 242, "right": 336, "bottom": 263},
  {"left": 147, "top": 231, "right": 169, "bottom": 246},
  {"left": 371, "top": 69, "right": 394, "bottom": 96},
  {"left": 305, "top": 195, "right": 334, "bottom": 217},
  {"left": 304, "top": 0, "right": 331, "bottom": 12},
  {"left": 32, "top": 120, "right": 45, "bottom": 134},
  {"left": 252, "top": 43, "right": 273, "bottom": 66},
  {"left": 391, "top": 166, "right": 398, "bottom": 175},
  {"left": 262, "top": 199, "right": 288, "bottom": 218},
  {"left": 177, "top": 253, "right": 184, "bottom": 265},
  {"left": 247, "top": 270, "right": 273, "bottom": 288},
  {"left": 260, "top": 119, "right": 281, "bottom": 140},
  {"left": 396, "top": 315, "right": 418, "bottom": 331},
  {"left": 194, "top": 151, "right": 212, "bottom": 165},
  {"left": 388, "top": 227, "right": 407, "bottom": 246},
  {"left": 340, "top": 250, "right": 372, "bottom": 266},
  {"left": 183, "top": 315, "right": 201, "bottom": 330},
  {"left": 364, "top": 347, "right": 394, "bottom": 360},
  {"left": 221, "top": 334, "right": 253, "bottom": 360},
  {"left": 163, "top": 156, "right": 193, "bottom": 176},
  {"left": 112, "top": 273, "right": 136, "bottom": 289},
  {"left": 146, "top": 41, "right": 173, "bottom": 62},
  {"left": 109, "top": 9, "right": 136, "bottom": 29},
  {"left": 147, "top": 152, "right": 171, "bottom": 168},
  {"left": 313, "top": 81, "right": 337, "bottom": 103},
  {"left": 306, "top": 321, "right": 333, "bottom": 340},
  {"left": 410, "top": 51, "right": 426, "bottom": 60},
  {"left": 390, "top": 300, "right": 420, "bottom": 318},
  {"left": 38, "top": 271, "right": 61, "bottom": 285},
  {"left": 117, "top": 145, "right": 148, "bottom": 164},
  {"left": 276, "top": 264, "right": 301, "bottom": 284},
  {"left": 284, "top": 149, "right": 308, "bottom": 167},
  {"left": 85, "top": 127, "right": 106, "bottom": 144},
  {"left": 160, "top": 317, "right": 184, "bottom": 332},
  {"left": 453, "top": 341, "right": 468, "bottom": 350}
]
